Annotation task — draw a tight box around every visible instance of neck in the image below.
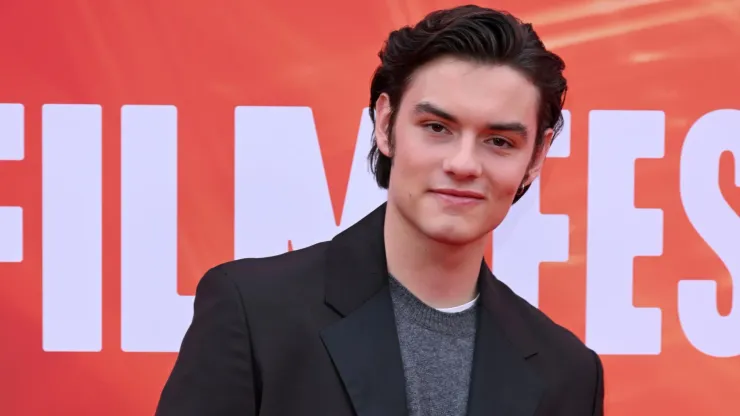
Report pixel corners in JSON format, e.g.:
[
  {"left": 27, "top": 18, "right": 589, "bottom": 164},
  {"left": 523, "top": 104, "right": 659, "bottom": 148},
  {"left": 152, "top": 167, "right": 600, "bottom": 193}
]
[{"left": 383, "top": 202, "right": 486, "bottom": 309}]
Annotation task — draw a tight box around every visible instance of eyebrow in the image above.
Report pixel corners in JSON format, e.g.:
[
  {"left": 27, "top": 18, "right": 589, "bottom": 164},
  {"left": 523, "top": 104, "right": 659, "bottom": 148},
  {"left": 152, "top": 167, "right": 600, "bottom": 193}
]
[{"left": 413, "top": 101, "right": 530, "bottom": 140}]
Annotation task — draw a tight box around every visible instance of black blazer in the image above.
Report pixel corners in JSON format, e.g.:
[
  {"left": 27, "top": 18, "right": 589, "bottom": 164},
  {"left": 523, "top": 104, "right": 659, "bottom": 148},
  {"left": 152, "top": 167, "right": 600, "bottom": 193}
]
[{"left": 156, "top": 203, "right": 605, "bottom": 416}]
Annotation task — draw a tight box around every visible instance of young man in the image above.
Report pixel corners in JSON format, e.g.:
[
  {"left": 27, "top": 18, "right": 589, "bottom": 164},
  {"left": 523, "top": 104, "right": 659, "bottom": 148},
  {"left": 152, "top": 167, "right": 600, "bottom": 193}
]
[{"left": 156, "top": 5, "right": 604, "bottom": 416}]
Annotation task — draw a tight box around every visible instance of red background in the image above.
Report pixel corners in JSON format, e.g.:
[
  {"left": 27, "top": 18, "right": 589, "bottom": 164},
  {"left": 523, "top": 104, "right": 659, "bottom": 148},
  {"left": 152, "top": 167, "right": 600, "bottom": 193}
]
[{"left": 1, "top": 0, "right": 739, "bottom": 414}]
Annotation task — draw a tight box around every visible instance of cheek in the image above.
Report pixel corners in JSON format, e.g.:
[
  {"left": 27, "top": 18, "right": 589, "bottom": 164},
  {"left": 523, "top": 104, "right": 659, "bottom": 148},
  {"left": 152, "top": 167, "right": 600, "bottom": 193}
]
[
  {"left": 392, "top": 128, "right": 438, "bottom": 177},
  {"left": 485, "top": 158, "right": 529, "bottom": 197}
]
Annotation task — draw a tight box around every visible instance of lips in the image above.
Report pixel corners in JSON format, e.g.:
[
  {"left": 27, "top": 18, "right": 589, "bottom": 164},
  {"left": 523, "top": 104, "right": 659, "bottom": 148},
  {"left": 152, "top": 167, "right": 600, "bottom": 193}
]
[{"left": 431, "top": 188, "right": 485, "bottom": 200}]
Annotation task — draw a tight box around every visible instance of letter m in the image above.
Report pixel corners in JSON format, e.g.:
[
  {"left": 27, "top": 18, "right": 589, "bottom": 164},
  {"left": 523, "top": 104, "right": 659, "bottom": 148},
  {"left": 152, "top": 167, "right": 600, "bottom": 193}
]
[{"left": 234, "top": 106, "right": 386, "bottom": 258}]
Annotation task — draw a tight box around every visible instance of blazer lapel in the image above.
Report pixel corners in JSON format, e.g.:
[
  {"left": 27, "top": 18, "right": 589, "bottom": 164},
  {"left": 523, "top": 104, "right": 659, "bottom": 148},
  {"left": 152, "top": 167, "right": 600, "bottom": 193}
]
[
  {"left": 467, "top": 263, "right": 545, "bottom": 416},
  {"left": 320, "top": 204, "right": 408, "bottom": 416},
  {"left": 320, "top": 285, "right": 408, "bottom": 416}
]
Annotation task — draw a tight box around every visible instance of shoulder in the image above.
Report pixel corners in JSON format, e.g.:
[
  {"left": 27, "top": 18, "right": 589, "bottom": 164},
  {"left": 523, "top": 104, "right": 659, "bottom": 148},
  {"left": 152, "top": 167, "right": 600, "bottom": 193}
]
[
  {"left": 196, "top": 241, "right": 330, "bottom": 311},
  {"left": 217, "top": 241, "right": 329, "bottom": 284},
  {"left": 493, "top": 278, "right": 604, "bottom": 410},
  {"left": 495, "top": 277, "right": 594, "bottom": 360}
]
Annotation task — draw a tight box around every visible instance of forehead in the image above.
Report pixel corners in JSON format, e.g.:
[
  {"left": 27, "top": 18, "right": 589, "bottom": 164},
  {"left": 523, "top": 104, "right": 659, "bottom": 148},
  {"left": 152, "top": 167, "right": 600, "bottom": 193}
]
[{"left": 401, "top": 57, "right": 540, "bottom": 130}]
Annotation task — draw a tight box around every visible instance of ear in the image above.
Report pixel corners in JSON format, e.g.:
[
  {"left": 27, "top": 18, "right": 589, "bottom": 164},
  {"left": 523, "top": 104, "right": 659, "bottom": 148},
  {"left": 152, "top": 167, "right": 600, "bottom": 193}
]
[
  {"left": 522, "top": 128, "right": 554, "bottom": 187},
  {"left": 374, "top": 93, "right": 393, "bottom": 157}
]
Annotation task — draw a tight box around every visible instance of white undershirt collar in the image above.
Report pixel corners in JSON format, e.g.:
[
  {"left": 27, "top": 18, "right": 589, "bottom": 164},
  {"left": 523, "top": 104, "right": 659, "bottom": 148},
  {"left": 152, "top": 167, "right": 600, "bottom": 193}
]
[{"left": 435, "top": 294, "right": 480, "bottom": 313}]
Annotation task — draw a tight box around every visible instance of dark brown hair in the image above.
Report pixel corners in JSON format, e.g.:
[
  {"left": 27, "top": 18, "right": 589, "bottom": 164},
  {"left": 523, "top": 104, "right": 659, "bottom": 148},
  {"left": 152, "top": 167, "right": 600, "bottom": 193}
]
[{"left": 366, "top": 5, "right": 567, "bottom": 202}]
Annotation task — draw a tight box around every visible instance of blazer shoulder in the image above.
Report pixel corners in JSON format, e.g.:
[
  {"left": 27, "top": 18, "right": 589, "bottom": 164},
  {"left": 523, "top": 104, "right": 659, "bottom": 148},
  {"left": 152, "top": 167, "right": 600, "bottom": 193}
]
[
  {"left": 206, "top": 241, "right": 330, "bottom": 306},
  {"left": 496, "top": 279, "right": 598, "bottom": 364},
  {"left": 495, "top": 280, "right": 604, "bottom": 411}
]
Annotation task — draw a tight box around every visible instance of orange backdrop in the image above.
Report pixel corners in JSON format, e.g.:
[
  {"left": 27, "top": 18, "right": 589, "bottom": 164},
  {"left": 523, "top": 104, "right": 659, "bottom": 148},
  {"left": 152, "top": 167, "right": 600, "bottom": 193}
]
[{"left": 1, "top": 0, "right": 739, "bottom": 414}]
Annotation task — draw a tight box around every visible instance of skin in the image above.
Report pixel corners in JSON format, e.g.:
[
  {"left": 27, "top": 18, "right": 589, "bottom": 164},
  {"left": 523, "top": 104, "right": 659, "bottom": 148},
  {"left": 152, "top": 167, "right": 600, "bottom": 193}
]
[{"left": 375, "top": 56, "right": 553, "bottom": 308}]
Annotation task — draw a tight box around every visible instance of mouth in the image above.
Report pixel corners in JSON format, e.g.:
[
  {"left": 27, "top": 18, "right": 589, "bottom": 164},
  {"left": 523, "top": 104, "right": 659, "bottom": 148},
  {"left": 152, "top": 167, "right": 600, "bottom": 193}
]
[{"left": 430, "top": 188, "right": 485, "bottom": 205}]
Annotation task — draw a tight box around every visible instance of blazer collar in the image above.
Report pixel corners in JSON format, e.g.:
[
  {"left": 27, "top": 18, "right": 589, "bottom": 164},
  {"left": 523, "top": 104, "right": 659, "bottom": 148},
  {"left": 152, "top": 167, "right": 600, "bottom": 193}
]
[
  {"left": 467, "top": 263, "right": 545, "bottom": 415},
  {"left": 324, "top": 203, "right": 389, "bottom": 317},
  {"left": 477, "top": 262, "right": 540, "bottom": 359}
]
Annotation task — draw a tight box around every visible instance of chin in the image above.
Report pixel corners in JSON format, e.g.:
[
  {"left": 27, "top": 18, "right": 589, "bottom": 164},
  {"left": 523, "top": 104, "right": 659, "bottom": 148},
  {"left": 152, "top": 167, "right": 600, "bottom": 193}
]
[{"left": 418, "top": 218, "right": 484, "bottom": 246}]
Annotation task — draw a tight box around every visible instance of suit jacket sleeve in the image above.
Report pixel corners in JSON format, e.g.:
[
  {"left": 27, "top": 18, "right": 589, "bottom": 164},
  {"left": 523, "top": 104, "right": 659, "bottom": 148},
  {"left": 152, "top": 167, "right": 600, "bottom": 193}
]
[
  {"left": 592, "top": 350, "right": 605, "bottom": 416},
  {"left": 155, "top": 266, "right": 257, "bottom": 416}
]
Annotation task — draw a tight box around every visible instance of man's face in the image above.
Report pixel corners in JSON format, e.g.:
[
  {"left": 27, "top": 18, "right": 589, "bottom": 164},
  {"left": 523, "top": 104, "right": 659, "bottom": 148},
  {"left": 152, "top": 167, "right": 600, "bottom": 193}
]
[{"left": 375, "top": 57, "right": 552, "bottom": 245}]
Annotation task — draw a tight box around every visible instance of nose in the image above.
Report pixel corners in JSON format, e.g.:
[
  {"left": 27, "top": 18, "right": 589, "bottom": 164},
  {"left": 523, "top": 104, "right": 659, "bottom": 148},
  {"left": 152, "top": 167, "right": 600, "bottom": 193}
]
[{"left": 442, "top": 136, "right": 482, "bottom": 179}]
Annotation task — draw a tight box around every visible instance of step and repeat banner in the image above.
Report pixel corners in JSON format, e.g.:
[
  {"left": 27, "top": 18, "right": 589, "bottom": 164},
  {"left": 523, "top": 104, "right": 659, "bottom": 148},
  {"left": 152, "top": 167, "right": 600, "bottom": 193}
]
[{"left": 1, "top": 0, "right": 739, "bottom": 414}]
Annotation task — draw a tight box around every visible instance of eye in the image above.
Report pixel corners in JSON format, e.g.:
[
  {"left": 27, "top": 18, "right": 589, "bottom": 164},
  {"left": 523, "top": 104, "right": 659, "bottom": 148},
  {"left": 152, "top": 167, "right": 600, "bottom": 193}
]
[
  {"left": 487, "top": 136, "right": 512, "bottom": 148},
  {"left": 423, "top": 122, "right": 450, "bottom": 134}
]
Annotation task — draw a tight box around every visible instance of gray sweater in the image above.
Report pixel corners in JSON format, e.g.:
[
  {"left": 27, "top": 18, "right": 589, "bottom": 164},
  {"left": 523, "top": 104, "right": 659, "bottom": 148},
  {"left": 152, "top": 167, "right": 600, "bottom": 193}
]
[{"left": 389, "top": 276, "right": 479, "bottom": 416}]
